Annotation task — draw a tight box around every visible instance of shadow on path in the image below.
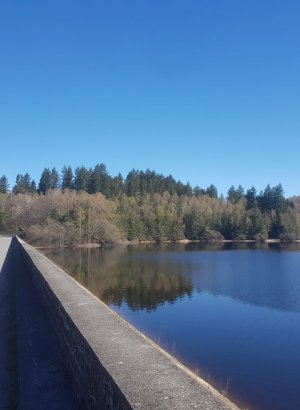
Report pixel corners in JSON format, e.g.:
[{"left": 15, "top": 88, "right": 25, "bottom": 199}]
[
  {"left": 0, "top": 238, "right": 79, "bottom": 410},
  {"left": 0, "top": 238, "right": 19, "bottom": 409}
]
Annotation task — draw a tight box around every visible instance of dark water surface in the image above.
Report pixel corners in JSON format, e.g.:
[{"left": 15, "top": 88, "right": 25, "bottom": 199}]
[{"left": 43, "top": 243, "right": 300, "bottom": 410}]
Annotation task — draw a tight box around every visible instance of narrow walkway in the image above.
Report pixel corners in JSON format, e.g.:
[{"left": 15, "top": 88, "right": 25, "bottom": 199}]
[
  {"left": 0, "top": 237, "right": 17, "bottom": 409},
  {"left": 0, "top": 237, "right": 79, "bottom": 409},
  {"left": 0, "top": 237, "right": 11, "bottom": 271}
]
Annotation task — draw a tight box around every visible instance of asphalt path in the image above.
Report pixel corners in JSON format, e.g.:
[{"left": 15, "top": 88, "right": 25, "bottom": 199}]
[
  {"left": 0, "top": 237, "right": 16, "bottom": 409},
  {"left": 0, "top": 237, "right": 79, "bottom": 409}
]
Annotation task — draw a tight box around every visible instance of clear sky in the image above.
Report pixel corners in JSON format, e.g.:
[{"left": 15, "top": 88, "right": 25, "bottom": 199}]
[{"left": 1, "top": 0, "right": 299, "bottom": 196}]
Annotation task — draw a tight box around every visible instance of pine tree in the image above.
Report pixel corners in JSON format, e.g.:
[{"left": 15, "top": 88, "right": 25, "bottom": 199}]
[
  {"left": 206, "top": 184, "right": 218, "bottom": 198},
  {"left": 184, "top": 182, "right": 193, "bottom": 196},
  {"left": 74, "top": 166, "right": 92, "bottom": 191},
  {"left": 164, "top": 175, "right": 177, "bottom": 194},
  {"left": 29, "top": 180, "right": 37, "bottom": 193},
  {"left": 272, "top": 184, "right": 287, "bottom": 212},
  {"left": 125, "top": 169, "right": 140, "bottom": 196},
  {"left": 0, "top": 175, "right": 9, "bottom": 193},
  {"left": 193, "top": 186, "right": 205, "bottom": 197},
  {"left": 227, "top": 185, "right": 244, "bottom": 203},
  {"left": 38, "top": 168, "right": 52, "bottom": 194},
  {"left": 111, "top": 173, "right": 124, "bottom": 197},
  {"left": 50, "top": 167, "right": 60, "bottom": 189},
  {"left": 236, "top": 185, "right": 244, "bottom": 200},
  {"left": 89, "top": 163, "right": 111, "bottom": 196},
  {"left": 245, "top": 186, "right": 257, "bottom": 209},
  {"left": 61, "top": 166, "right": 73, "bottom": 190},
  {"left": 13, "top": 173, "right": 33, "bottom": 194},
  {"left": 259, "top": 184, "right": 273, "bottom": 213}
]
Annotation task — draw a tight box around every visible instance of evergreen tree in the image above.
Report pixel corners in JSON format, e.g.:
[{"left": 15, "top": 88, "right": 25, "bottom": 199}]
[
  {"left": 38, "top": 168, "right": 52, "bottom": 194},
  {"left": 111, "top": 173, "right": 124, "bottom": 197},
  {"left": 89, "top": 163, "right": 110, "bottom": 195},
  {"left": 0, "top": 175, "right": 9, "bottom": 193},
  {"left": 29, "top": 180, "right": 37, "bottom": 193},
  {"left": 227, "top": 185, "right": 236, "bottom": 203},
  {"left": 61, "top": 166, "right": 73, "bottom": 190},
  {"left": 175, "top": 181, "right": 186, "bottom": 196},
  {"left": 206, "top": 184, "right": 218, "bottom": 198},
  {"left": 272, "top": 184, "right": 287, "bottom": 212},
  {"left": 125, "top": 169, "right": 140, "bottom": 196},
  {"left": 193, "top": 186, "right": 205, "bottom": 197},
  {"left": 74, "top": 166, "right": 92, "bottom": 191},
  {"left": 139, "top": 171, "right": 149, "bottom": 194},
  {"left": 269, "top": 212, "right": 285, "bottom": 238},
  {"left": 184, "top": 182, "right": 193, "bottom": 196},
  {"left": 247, "top": 208, "right": 265, "bottom": 238},
  {"left": 259, "top": 185, "right": 274, "bottom": 213},
  {"left": 245, "top": 186, "right": 257, "bottom": 209},
  {"left": 13, "top": 173, "right": 32, "bottom": 194},
  {"left": 164, "top": 175, "right": 177, "bottom": 194},
  {"left": 227, "top": 185, "right": 244, "bottom": 203},
  {"left": 50, "top": 167, "right": 60, "bottom": 189},
  {"left": 145, "top": 169, "right": 155, "bottom": 194},
  {"left": 236, "top": 185, "right": 244, "bottom": 200},
  {"left": 183, "top": 210, "right": 207, "bottom": 239}
]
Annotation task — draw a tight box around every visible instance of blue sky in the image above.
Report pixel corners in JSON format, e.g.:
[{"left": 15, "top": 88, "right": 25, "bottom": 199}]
[{"left": 1, "top": 0, "right": 299, "bottom": 196}]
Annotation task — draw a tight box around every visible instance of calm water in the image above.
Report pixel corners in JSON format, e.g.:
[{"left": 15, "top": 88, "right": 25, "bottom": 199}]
[{"left": 43, "top": 243, "right": 300, "bottom": 410}]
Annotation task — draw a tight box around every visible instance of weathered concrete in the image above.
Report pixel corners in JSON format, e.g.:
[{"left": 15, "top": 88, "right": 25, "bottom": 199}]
[{"left": 17, "top": 237, "right": 240, "bottom": 410}]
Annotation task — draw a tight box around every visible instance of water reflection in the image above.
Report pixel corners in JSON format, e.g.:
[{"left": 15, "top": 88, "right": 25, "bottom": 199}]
[
  {"left": 43, "top": 243, "right": 300, "bottom": 314},
  {"left": 169, "top": 249, "right": 300, "bottom": 313},
  {"left": 44, "top": 246, "right": 194, "bottom": 311}
]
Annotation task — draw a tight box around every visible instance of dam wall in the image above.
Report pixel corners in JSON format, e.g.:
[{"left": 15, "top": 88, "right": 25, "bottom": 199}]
[{"left": 15, "top": 237, "right": 238, "bottom": 410}]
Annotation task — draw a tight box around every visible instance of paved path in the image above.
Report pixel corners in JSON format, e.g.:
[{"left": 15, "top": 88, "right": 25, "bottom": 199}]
[
  {"left": 0, "top": 236, "right": 11, "bottom": 270},
  {"left": 0, "top": 237, "right": 79, "bottom": 409},
  {"left": 0, "top": 237, "right": 16, "bottom": 409}
]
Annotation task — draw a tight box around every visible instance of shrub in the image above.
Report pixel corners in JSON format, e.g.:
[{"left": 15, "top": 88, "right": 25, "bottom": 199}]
[{"left": 279, "top": 232, "right": 297, "bottom": 243}]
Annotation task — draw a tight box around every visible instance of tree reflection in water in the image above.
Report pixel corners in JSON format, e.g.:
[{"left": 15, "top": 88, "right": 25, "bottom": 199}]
[{"left": 43, "top": 245, "right": 194, "bottom": 312}]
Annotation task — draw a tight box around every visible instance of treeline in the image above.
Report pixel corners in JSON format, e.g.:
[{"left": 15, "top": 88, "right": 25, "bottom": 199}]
[
  {"left": 0, "top": 165, "right": 299, "bottom": 245},
  {"left": 0, "top": 164, "right": 205, "bottom": 197}
]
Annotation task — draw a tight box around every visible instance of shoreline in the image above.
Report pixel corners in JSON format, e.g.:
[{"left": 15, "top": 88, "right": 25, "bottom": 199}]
[{"left": 31, "top": 238, "right": 300, "bottom": 250}]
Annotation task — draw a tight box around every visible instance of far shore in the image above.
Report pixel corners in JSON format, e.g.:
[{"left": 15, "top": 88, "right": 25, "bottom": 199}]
[{"left": 30, "top": 238, "right": 300, "bottom": 250}]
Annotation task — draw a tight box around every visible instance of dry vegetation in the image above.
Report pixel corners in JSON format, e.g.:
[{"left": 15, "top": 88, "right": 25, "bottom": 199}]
[{"left": 0, "top": 189, "right": 299, "bottom": 246}]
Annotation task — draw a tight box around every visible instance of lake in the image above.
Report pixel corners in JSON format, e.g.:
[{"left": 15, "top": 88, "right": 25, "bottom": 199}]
[{"left": 43, "top": 243, "right": 300, "bottom": 410}]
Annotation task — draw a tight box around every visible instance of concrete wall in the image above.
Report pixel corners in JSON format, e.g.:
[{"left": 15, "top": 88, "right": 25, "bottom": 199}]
[{"left": 17, "top": 237, "right": 239, "bottom": 410}]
